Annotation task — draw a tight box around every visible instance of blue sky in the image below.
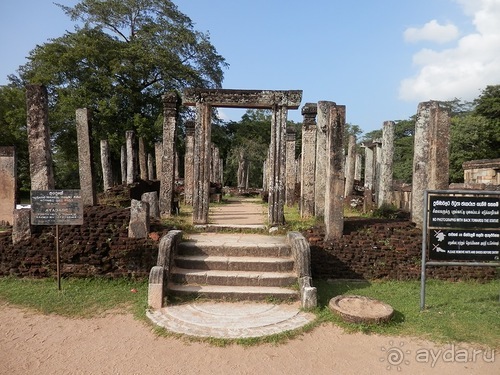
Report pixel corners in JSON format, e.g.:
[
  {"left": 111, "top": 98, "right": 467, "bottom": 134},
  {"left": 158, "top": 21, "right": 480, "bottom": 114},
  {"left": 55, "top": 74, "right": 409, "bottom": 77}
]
[{"left": 1, "top": 0, "right": 499, "bottom": 134}]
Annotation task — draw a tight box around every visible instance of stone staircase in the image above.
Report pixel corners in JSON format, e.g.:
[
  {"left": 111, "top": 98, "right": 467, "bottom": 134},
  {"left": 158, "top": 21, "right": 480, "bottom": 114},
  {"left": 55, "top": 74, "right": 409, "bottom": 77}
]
[{"left": 167, "top": 233, "right": 300, "bottom": 302}]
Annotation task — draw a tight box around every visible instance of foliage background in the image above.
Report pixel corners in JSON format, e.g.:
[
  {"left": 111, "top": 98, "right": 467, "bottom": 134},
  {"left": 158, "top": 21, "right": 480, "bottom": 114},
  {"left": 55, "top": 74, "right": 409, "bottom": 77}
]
[{"left": 0, "top": 1, "right": 499, "bottom": 194}]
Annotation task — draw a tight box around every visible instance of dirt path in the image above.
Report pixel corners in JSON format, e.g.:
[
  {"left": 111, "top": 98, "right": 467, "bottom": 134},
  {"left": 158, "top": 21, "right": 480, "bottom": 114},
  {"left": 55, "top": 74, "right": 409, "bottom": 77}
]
[{"left": 0, "top": 303, "right": 496, "bottom": 375}]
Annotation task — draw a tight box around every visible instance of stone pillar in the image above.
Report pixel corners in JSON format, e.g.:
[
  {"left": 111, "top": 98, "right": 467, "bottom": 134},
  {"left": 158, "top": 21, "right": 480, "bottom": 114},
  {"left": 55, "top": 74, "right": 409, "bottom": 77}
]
[
  {"left": 184, "top": 121, "right": 195, "bottom": 205},
  {"left": 159, "top": 92, "right": 180, "bottom": 218},
  {"left": 237, "top": 149, "right": 247, "bottom": 189},
  {"left": 314, "top": 101, "right": 333, "bottom": 217},
  {"left": 378, "top": 121, "right": 395, "bottom": 207},
  {"left": 268, "top": 106, "right": 288, "bottom": 226},
  {"left": 139, "top": 137, "right": 147, "bottom": 180},
  {"left": 26, "top": 84, "right": 55, "bottom": 190},
  {"left": 211, "top": 145, "right": 221, "bottom": 184},
  {"left": 324, "top": 104, "right": 345, "bottom": 241},
  {"left": 374, "top": 140, "right": 382, "bottom": 205},
  {"left": 120, "top": 145, "right": 127, "bottom": 185},
  {"left": 411, "top": 101, "right": 451, "bottom": 227},
  {"left": 285, "top": 126, "right": 296, "bottom": 207},
  {"left": 245, "top": 162, "right": 250, "bottom": 189},
  {"left": 154, "top": 142, "right": 162, "bottom": 181},
  {"left": 300, "top": 103, "right": 317, "bottom": 218},
  {"left": 0, "top": 147, "right": 16, "bottom": 225},
  {"left": 147, "top": 153, "right": 154, "bottom": 181},
  {"left": 100, "top": 140, "right": 113, "bottom": 191},
  {"left": 354, "top": 153, "right": 362, "bottom": 181},
  {"left": 219, "top": 158, "right": 224, "bottom": 186},
  {"left": 210, "top": 144, "right": 215, "bottom": 183},
  {"left": 76, "top": 108, "right": 97, "bottom": 205},
  {"left": 126, "top": 131, "right": 136, "bottom": 185},
  {"left": 363, "top": 144, "right": 374, "bottom": 212},
  {"left": 142, "top": 191, "right": 160, "bottom": 219},
  {"left": 175, "top": 151, "right": 180, "bottom": 180},
  {"left": 295, "top": 158, "right": 301, "bottom": 184},
  {"left": 364, "top": 145, "right": 374, "bottom": 190},
  {"left": 128, "top": 199, "right": 150, "bottom": 238},
  {"left": 344, "top": 134, "right": 356, "bottom": 198},
  {"left": 262, "top": 159, "right": 268, "bottom": 191},
  {"left": 193, "top": 102, "right": 212, "bottom": 224},
  {"left": 12, "top": 208, "right": 31, "bottom": 244}
]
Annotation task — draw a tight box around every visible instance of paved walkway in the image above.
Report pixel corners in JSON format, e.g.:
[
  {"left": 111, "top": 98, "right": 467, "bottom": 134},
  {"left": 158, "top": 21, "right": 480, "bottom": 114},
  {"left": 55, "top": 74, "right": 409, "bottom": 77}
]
[
  {"left": 207, "top": 197, "right": 267, "bottom": 229},
  {"left": 148, "top": 197, "right": 316, "bottom": 339}
]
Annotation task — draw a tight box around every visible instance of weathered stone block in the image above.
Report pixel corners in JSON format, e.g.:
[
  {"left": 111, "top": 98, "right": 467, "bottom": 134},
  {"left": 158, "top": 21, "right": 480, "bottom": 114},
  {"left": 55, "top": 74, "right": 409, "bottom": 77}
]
[
  {"left": 12, "top": 208, "right": 31, "bottom": 245},
  {"left": 128, "top": 199, "right": 150, "bottom": 238},
  {"left": 142, "top": 192, "right": 160, "bottom": 219}
]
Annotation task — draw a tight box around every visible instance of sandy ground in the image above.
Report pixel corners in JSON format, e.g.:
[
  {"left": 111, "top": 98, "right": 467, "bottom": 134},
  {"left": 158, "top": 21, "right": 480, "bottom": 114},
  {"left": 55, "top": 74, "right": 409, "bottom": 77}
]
[{"left": 0, "top": 303, "right": 496, "bottom": 375}]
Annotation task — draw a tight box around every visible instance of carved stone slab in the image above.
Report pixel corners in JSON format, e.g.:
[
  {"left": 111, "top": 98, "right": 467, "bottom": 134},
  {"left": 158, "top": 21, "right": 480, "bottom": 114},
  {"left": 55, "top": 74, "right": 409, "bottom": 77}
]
[{"left": 328, "top": 295, "right": 394, "bottom": 324}]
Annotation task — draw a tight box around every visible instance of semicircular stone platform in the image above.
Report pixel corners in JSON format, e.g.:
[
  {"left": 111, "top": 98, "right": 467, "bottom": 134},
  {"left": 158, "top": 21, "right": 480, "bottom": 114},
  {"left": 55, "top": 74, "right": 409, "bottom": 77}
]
[{"left": 147, "top": 301, "right": 315, "bottom": 339}]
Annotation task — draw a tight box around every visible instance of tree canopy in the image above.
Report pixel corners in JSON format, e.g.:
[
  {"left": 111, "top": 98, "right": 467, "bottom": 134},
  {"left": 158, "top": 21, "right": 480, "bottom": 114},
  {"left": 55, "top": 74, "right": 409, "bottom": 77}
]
[{"left": 13, "top": 0, "right": 227, "bottom": 188}]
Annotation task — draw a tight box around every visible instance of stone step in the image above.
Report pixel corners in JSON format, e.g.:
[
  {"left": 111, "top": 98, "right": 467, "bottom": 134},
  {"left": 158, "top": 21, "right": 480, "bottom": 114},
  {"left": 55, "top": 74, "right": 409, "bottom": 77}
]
[
  {"left": 177, "top": 240, "right": 291, "bottom": 258},
  {"left": 171, "top": 267, "right": 297, "bottom": 287},
  {"left": 167, "top": 283, "right": 299, "bottom": 301},
  {"left": 174, "top": 255, "right": 295, "bottom": 272}
]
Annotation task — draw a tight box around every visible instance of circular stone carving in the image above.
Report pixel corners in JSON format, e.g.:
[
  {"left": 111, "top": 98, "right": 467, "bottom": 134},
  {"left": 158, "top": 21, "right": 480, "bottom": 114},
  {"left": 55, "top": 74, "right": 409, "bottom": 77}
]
[{"left": 328, "top": 295, "right": 394, "bottom": 324}]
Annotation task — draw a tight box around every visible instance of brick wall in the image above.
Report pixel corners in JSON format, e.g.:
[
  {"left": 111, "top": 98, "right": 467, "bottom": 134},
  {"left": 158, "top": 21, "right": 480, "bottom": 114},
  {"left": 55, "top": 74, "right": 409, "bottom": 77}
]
[
  {"left": 0, "top": 207, "right": 496, "bottom": 281},
  {"left": 0, "top": 205, "right": 168, "bottom": 279},
  {"left": 305, "top": 218, "right": 497, "bottom": 281}
]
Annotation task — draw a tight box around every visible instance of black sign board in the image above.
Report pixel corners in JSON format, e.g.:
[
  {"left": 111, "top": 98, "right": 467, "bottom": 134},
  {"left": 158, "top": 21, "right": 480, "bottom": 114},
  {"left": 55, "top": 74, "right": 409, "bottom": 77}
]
[
  {"left": 31, "top": 190, "right": 84, "bottom": 225},
  {"left": 421, "top": 190, "right": 500, "bottom": 310},
  {"left": 427, "top": 192, "right": 500, "bottom": 261}
]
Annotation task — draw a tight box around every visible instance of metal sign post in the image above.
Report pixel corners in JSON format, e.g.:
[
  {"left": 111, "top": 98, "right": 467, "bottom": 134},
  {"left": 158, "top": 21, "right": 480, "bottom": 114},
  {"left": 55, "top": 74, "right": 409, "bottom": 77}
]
[
  {"left": 30, "top": 190, "right": 84, "bottom": 290},
  {"left": 420, "top": 190, "right": 500, "bottom": 310}
]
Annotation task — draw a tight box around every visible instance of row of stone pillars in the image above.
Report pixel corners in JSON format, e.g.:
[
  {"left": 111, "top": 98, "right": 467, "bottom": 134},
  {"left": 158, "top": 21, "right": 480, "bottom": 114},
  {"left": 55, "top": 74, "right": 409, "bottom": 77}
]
[
  {"left": 182, "top": 89, "right": 303, "bottom": 226},
  {"left": 294, "top": 100, "right": 450, "bottom": 232},
  {"left": 2, "top": 84, "right": 451, "bottom": 235}
]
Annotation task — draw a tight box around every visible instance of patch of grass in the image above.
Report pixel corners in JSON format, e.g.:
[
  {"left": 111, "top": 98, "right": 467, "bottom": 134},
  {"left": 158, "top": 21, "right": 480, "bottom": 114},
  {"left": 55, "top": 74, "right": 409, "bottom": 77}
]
[
  {"left": 316, "top": 279, "right": 500, "bottom": 349},
  {"left": 0, "top": 277, "right": 148, "bottom": 318},
  {"left": 1, "top": 277, "right": 498, "bottom": 349},
  {"left": 160, "top": 203, "right": 196, "bottom": 232},
  {"left": 282, "top": 204, "right": 319, "bottom": 232},
  {"left": 371, "top": 203, "right": 399, "bottom": 219}
]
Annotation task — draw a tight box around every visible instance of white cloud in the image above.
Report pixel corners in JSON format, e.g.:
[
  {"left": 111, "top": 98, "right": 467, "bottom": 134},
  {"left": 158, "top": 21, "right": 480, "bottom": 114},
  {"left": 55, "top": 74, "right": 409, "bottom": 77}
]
[
  {"left": 399, "top": 0, "right": 500, "bottom": 102},
  {"left": 404, "top": 19, "right": 459, "bottom": 44},
  {"left": 216, "top": 108, "right": 231, "bottom": 121}
]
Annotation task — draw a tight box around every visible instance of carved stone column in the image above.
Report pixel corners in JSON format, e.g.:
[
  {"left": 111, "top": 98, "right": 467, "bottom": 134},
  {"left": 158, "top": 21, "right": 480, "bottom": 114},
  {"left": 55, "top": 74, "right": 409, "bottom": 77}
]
[
  {"left": 300, "top": 103, "right": 317, "bottom": 218},
  {"left": 378, "top": 121, "right": 395, "bottom": 207},
  {"left": 285, "top": 126, "right": 296, "bottom": 207},
  {"left": 411, "top": 101, "right": 450, "bottom": 227},
  {"left": 26, "top": 84, "right": 54, "bottom": 190},
  {"left": 324, "top": 104, "right": 345, "bottom": 241},
  {"left": 76, "top": 108, "right": 96, "bottom": 205},
  {"left": 159, "top": 92, "right": 180, "bottom": 218},
  {"left": 193, "top": 103, "right": 212, "bottom": 224},
  {"left": 184, "top": 120, "right": 195, "bottom": 205}
]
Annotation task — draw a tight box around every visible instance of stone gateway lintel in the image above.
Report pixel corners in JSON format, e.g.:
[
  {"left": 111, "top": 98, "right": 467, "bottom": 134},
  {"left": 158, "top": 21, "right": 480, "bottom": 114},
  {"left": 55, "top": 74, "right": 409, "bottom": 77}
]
[{"left": 182, "top": 89, "right": 302, "bottom": 109}]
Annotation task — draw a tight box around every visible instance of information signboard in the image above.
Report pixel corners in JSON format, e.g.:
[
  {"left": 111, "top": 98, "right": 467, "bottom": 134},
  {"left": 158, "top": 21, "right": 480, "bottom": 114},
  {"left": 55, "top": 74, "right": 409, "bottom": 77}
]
[
  {"left": 421, "top": 190, "right": 500, "bottom": 310},
  {"left": 427, "top": 193, "right": 499, "bottom": 261},
  {"left": 31, "top": 190, "right": 83, "bottom": 226}
]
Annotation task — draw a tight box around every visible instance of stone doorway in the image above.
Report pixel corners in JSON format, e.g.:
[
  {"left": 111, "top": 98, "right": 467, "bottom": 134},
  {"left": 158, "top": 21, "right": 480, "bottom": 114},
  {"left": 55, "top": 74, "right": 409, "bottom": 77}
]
[{"left": 182, "top": 89, "right": 302, "bottom": 226}]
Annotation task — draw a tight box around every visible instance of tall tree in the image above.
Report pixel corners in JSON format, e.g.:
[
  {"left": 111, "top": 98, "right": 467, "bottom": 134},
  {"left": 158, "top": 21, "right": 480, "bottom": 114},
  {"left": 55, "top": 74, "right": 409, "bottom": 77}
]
[
  {"left": 0, "top": 82, "right": 30, "bottom": 194},
  {"left": 15, "top": 0, "right": 227, "bottom": 188}
]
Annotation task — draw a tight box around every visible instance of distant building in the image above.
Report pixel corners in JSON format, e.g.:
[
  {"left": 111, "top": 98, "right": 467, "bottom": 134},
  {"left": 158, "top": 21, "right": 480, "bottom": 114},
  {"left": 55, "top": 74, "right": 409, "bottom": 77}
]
[{"left": 463, "top": 159, "right": 500, "bottom": 185}]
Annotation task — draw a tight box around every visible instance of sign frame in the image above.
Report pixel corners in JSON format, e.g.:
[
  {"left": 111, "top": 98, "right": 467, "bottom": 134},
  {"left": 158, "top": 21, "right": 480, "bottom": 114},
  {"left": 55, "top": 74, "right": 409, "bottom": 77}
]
[
  {"left": 30, "top": 190, "right": 84, "bottom": 290},
  {"left": 420, "top": 190, "right": 500, "bottom": 310}
]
